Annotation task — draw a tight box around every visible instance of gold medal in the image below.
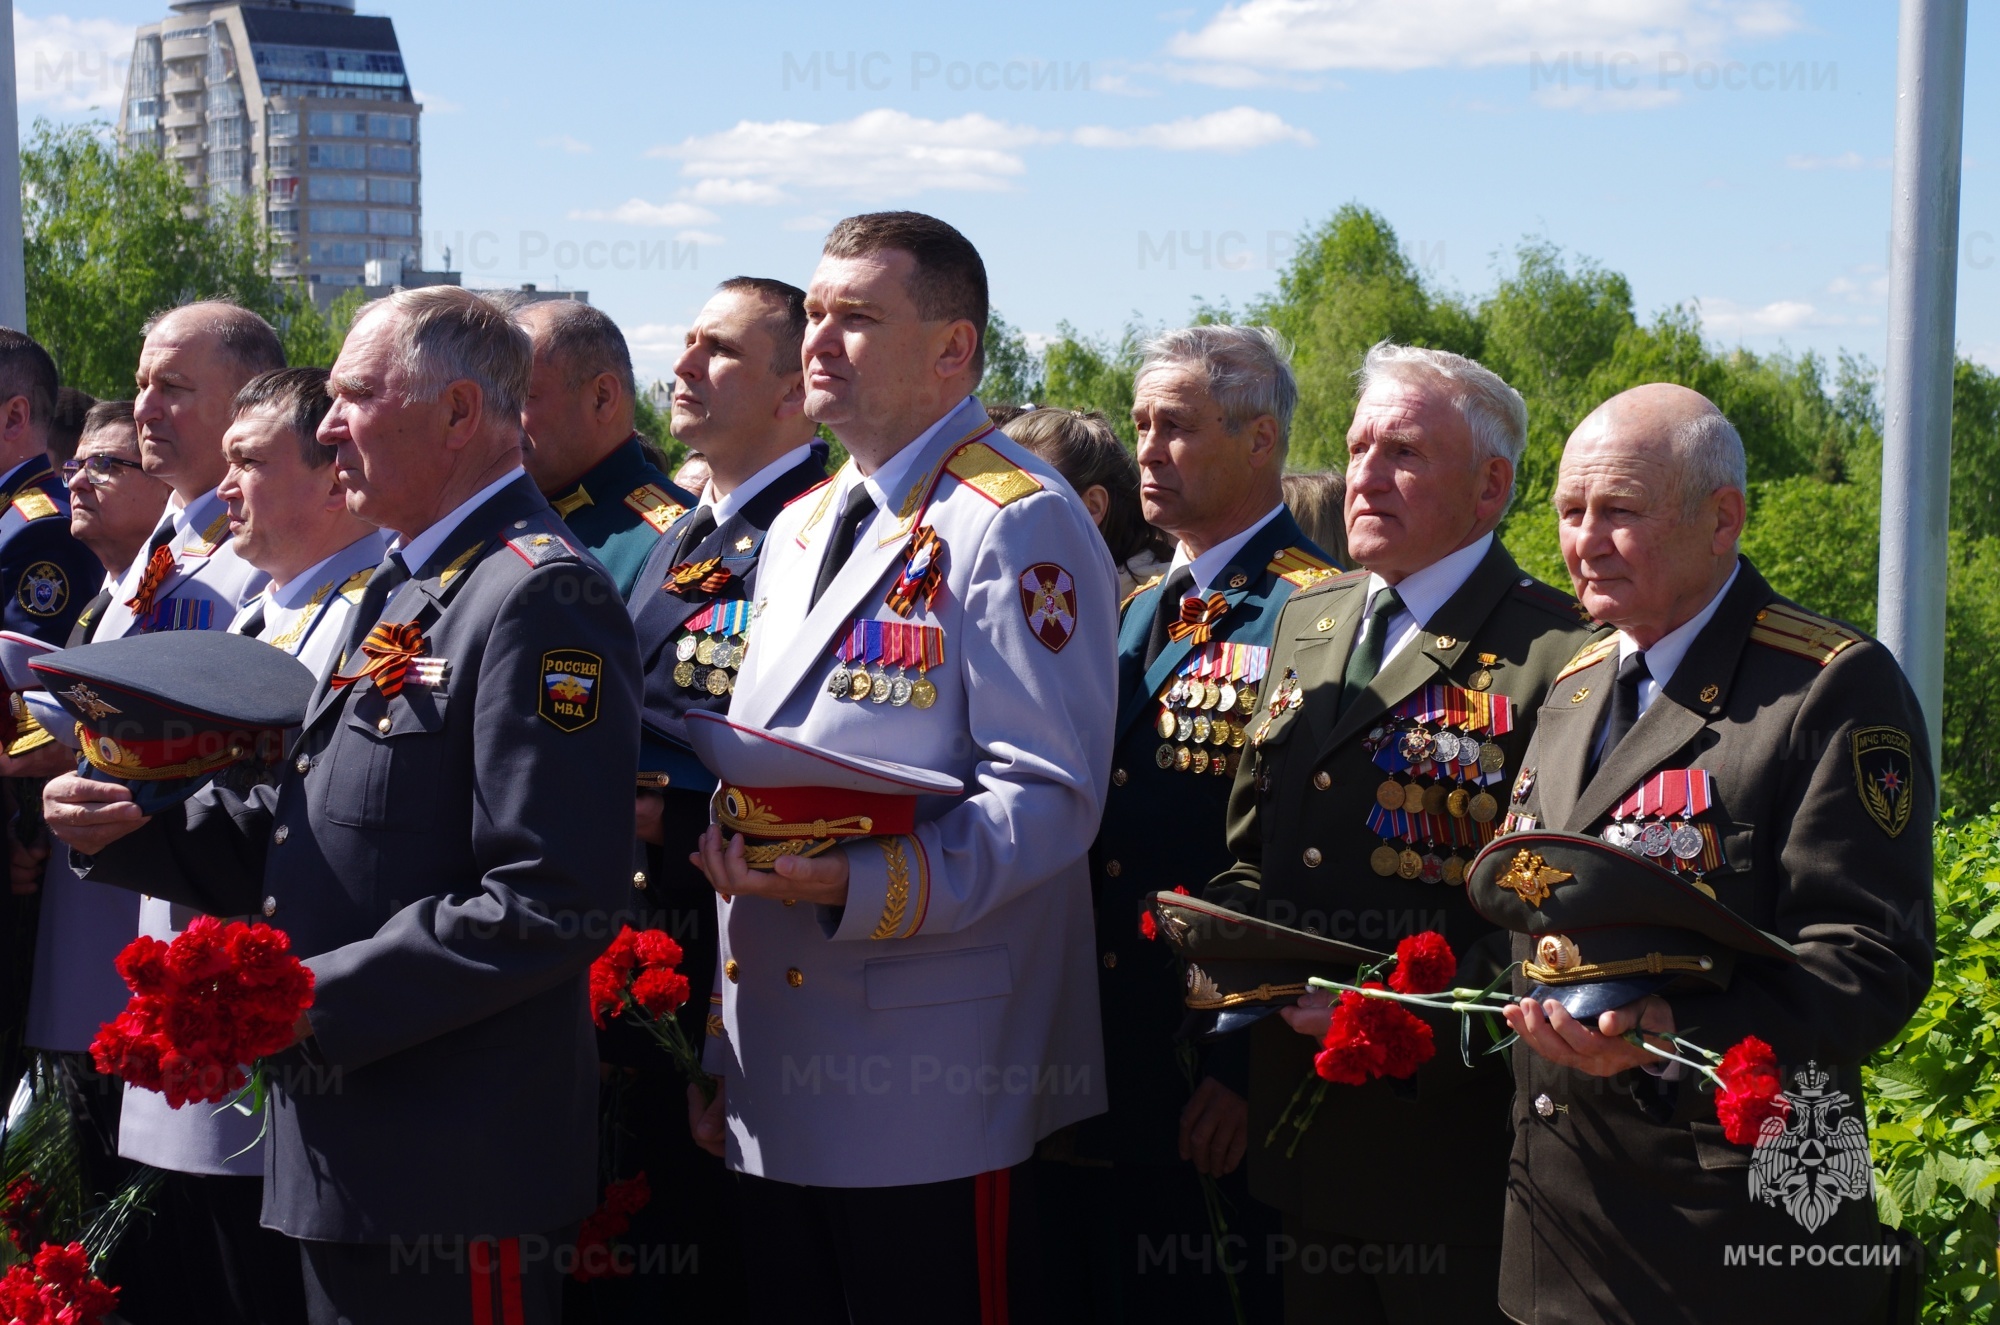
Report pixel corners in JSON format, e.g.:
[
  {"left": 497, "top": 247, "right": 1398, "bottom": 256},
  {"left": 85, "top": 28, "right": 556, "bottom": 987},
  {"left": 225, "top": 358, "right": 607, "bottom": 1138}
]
[
  {"left": 705, "top": 669, "right": 730, "bottom": 696},
  {"left": 1175, "top": 745, "right": 1192, "bottom": 772},
  {"left": 1478, "top": 742, "right": 1505, "bottom": 775},
  {"left": 1376, "top": 779, "right": 1405, "bottom": 810},
  {"left": 1370, "top": 845, "right": 1400, "bottom": 876},
  {"left": 1397, "top": 848, "right": 1423, "bottom": 880},
  {"left": 1446, "top": 787, "right": 1471, "bottom": 818},
  {"left": 911, "top": 678, "right": 937, "bottom": 709},
  {"left": 1469, "top": 791, "right": 1499, "bottom": 823},
  {"left": 1211, "top": 753, "right": 1229, "bottom": 777},
  {"left": 1469, "top": 668, "right": 1493, "bottom": 692},
  {"left": 870, "top": 673, "right": 892, "bottom": 704},
  {"left": 1237, "top": 685, "right": 1258, "bottom": 715},
  {"left": 695, "top": 637, "right": 718, "bottom": 666},
  {"left": 849, "top": 670, "right": 874, "bottom": 701},
  {"left": 1443, "top": 855, "right": 1466, "bottom": 886},
  {"left": 1230, "top": 723, "right": 1246, "bottom": 749},
  {"left": 1199, "top": 681, "right": 1220, "bottom": 712},
  {"left": 673, "top": 660, "right": 696, "bottom": 688},
  {"left": 1156, "top": 744, "right": 1175, "bottom": 769},
  {"left": 1422, "top": 783, "right": 1449, "bottom": 816},
  {"left": 1156, "top": 709, "right": 1178, "bottom": 740},
  {"left": 1191, "top": 748, "right": 1210, "bottom": 774},
  {"left": 1192, "top": 715, "right": 1211, "bottom": 744},
  {"left": 1401, "top": 780, "right": 1427, "bottom": 814},
  {"left": 1210, "top": 717, "right": 1232, "bottom": 747}
]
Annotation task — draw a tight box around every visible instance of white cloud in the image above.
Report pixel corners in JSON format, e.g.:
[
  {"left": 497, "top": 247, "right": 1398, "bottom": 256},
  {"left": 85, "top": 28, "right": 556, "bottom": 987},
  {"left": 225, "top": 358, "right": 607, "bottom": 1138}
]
[
  {"left": 566, "top": 199, "right": 719, "bottom": 227},
  {"left": 537, "top": 134, "right": 593, "bottom": 155},
  {"left": 415, "top": 89, "right": 462, "bottom": 114},
  {"left": 1785, "top": 151, "right": 1890, "bottom": 171},
  {"left": 1073, "top": 106, "right": 1313, "bottom": 150},
  {"left": 682, "top": 178, "right": 788, "bottom": 205},
  {"left": 13, "top": 13, "right": 131, "bottom": 112},
  {"left": 1166, "top": 0, "right": 1802, "bottom": 78},
  {"left": 675, "top": 229, "right": 726, "bottom": 247},
  {"left": 624, "top": 322, "right": 689, "bottom": 382},
  {"left": 1698, "top": 297, "right": 1857, "bottom": 335},
  {"left": 781, "top": 214, "right": 834, "bottom": 232}
]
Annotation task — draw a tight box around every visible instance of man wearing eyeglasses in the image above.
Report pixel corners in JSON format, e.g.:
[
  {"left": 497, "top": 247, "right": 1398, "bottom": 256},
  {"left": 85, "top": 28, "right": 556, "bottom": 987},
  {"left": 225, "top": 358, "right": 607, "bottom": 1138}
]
[{"left": 62, "top": 402, "right": 170, "bottom": 600}]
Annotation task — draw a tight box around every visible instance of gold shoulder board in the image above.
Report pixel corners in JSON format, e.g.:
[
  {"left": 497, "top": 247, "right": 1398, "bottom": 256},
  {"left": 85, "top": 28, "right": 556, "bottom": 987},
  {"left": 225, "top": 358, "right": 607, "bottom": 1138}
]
[
  {"left": 1555, "top": 636, "right": 1618, "bottom": 681},
  {"left": 1267, "top": 546, "right": 1336, "bottom": 589},
  {"left": 944, "top": 441, "right": 1043, "bottom": 508},
  {"left": 337, "top": 568, "right": 374, "bottom": 603},
  {"left": 1750, "top": 603, "right": 1863, "bottom": 667},
  {"left": 623, "top": 484, "right": 686, "bottom": 533},
  {"left": 10, "top": 490, "right": 58, "bottom": 522},
  {"left": 1120, "top": 574, "right": 1164, "bottom": 612}
]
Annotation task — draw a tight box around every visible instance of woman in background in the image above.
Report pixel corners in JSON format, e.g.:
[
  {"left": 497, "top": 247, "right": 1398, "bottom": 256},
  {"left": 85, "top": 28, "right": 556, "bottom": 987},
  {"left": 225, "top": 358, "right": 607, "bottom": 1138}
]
[{"left": 999, "top": 406, "right": 1170, "bottom": 599}]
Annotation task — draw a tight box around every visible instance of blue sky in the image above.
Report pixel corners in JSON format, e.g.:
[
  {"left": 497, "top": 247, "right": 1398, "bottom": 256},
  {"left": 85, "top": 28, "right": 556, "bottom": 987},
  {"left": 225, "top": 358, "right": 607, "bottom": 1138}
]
[{"left": 14, "top": 0, "right": 1996, "bottom": 387}]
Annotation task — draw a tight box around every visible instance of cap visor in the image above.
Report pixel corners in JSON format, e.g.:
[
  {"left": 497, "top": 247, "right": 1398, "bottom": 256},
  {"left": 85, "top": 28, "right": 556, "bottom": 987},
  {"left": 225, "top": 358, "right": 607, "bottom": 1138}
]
[
  {"left": 1179, "top": 1005, "right": 1281, "bottom": 1041},
  {"left": 81, "top": 763, "right": 221, "bottom": 816},
  {"left": 1528, "top": 974, "right": 1674, "bottom": 1021}
]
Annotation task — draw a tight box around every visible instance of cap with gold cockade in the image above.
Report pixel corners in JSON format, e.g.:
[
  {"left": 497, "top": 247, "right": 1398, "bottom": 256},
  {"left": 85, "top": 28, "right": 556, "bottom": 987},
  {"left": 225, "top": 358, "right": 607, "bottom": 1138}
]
[{"left": 1145, "top": 890, "right": 1390, "bottom": 1039}]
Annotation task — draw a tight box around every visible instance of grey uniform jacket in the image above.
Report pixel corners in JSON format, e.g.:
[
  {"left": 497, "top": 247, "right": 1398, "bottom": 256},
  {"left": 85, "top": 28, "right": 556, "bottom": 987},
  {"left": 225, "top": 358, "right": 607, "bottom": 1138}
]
[{"left": 81, "top": 476, "right": 641, "bottom": 1242}]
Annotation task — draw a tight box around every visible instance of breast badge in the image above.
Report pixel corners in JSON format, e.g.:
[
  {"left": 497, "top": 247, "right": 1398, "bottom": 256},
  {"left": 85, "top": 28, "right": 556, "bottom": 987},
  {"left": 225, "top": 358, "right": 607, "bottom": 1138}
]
[
  {"left": 1019, "top": 563, "right": 1077, "bottom": 653},
  {"left": 17, "top": 561, "right": 69, "bottom": 617},
  {"left": 539, "top": 649, "right": 602, "bottom": 731}
]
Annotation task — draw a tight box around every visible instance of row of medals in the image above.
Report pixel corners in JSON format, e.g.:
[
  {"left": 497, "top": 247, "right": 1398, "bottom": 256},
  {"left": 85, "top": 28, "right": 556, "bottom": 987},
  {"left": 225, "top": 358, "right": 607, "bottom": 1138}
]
[
  {"left": 672, "top": 632, "right": 745, "bottom": 696},
  {"left": 1605, "top": 817, "right": 1706, "bottom": 863},
  {"left": 826, "top": 661, "right": 938, "bottom": 710},
  {"left": 1369, "top": 724, "right": 1505, "bottom": 883},
  {"left": 1154, "top": 674, "right": 1261, "bottom": 775}
]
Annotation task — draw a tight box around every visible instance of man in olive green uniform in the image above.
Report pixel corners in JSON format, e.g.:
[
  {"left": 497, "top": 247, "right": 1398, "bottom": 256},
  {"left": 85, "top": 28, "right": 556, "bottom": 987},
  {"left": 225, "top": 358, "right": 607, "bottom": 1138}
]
[
  {"left": 516, "top": 300, "right": 693, "bottom": 597},
  {"left": 1499, "top": 384, "right": 1932, "bottom": 1325},
  {"left": 1205, "top": 344, "right": 1596, "bottom": 1323}
]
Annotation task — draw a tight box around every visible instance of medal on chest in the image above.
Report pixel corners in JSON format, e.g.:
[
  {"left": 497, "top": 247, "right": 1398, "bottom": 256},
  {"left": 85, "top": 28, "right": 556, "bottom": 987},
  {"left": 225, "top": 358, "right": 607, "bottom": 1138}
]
[{"left": 1359, "top": 683, "right": 1515, "bottom": 885}]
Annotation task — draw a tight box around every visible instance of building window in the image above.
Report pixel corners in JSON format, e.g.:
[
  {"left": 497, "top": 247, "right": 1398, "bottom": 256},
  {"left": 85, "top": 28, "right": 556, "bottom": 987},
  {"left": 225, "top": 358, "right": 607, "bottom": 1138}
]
[
  {"left": 368, "top": 177, "right": 413, "bottom": 204},
  {"left": 368, "top": 210, "right": 414, "bottom": 236},
  {"left": 268, "top": 176, "right": 299, "bottom": 203},
  {"left": 367, "top": 113, "right": 413, "bottom": 141},
  {"left": 306, "top": 143, "right": 366, "bottom": 169},
  {"left": 267, "top": 111, "right": 299, "bottom": 139},
  {"left": 268, "top": 145, "right": 297, "bottom": 171},
  {"left": 268, "top": 210, "right": 299, "bottom": 232},
  {"left": 308, "top": 240, "right": 370, "bottom": 266},
  {"left": 308, "top": 175, "right": 366, "bottom": 201},
  {"left": 310, "top": 208, "right": 367, "bottom": 234},
  {"left": 368, "top": 146, "right": 412, "bottom": 172},
  {"left": 209, "top": 116, "right": 243, "bottom": 149}
]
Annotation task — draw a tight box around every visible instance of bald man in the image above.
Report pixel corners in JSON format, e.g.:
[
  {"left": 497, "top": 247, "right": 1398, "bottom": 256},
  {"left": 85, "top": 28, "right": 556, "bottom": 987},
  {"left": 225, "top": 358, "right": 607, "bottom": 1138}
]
[{"left": 1496, "top": 384, "right": 1932, "bottom": 1324}]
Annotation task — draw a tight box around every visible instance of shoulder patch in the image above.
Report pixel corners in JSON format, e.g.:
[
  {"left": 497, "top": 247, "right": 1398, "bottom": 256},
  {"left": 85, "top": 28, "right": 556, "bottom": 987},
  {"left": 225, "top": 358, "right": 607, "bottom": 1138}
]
[
  {"left": 1120, "top": 573, "right": 1164, "bottom": 613},
  {"left": 16, "top": 560, "right": 69, "bottom": 617},
  {"left": 10, "top": 490, "right": 58, "bottom": 522},
  {"left": 624, "top": 483, "right": 686, "bottom": 534},
  {"left": 539, "top": 649, "right": 603, "bottom": 731},
  {"left": 1555, "top": 635, "right": 1619, "bottom": 681},
  {"left": 508, "top": 532, "right": 578, "bottom": 568},
  {"left": 338, "top": 568, "right": 374, "bottom": 604},
  {"left": 1750, "top": 602, "right": 1864, "bottom": 666},
  {"left": 1020, "top": 563, "right": 1078, "bottom": 652},
  {"left": 945, "top": 440, "right": 1043, "bottom": 508},
  {"left": 1852, "top": 726, "right": 1916, "bottom": 837},
  {"left": 1267, "top": 546, "right": 1337, "bottom": 590}
]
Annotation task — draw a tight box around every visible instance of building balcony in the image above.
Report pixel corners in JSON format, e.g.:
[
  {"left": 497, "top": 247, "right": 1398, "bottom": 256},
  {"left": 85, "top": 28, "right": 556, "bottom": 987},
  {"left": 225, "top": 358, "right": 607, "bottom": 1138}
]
[
  {"left": 163, "top": 71, "right": 203, "bottom": 96},
  {"left": 168, "top": 138, "right": 203, "bottom": 160},
  {"left": 161, "top": 34, "right": 207, "bottom": 62},
  {"left": 162, "top": 106, "right": 201, "bottom": 131}
]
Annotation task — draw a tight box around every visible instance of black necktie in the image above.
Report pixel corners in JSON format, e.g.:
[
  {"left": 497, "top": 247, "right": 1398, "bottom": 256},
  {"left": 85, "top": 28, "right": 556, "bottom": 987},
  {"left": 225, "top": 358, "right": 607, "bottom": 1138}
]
[
  {"left": 1141, "top": 565, "right": 1195, "bottom": 672},
  {"left": 1593, "top": 651, "right": 1651, "bottom": 773},
  {"left": 809, "top": 485, "right": 875, "bottom": 610},
  {"left": 672, "top": 506, "right": 718, "bottom": 565},
  {"left": 333, "top": 551, "right": 411, "bottom": 673},
  {"left": 68, "top": 587, "right": 113, "bottom": 646},
  {"left": 1339, "top": 586, "right": 1406, "bottom": 714}
]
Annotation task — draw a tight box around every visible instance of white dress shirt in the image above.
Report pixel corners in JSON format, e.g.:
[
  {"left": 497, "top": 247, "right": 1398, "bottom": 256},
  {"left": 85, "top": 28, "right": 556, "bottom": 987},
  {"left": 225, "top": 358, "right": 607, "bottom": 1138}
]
[
  {"left": 393, "top": 468, "right": 527, "bottom": 570},
  {"left": 1588, "top": 562, "right": 1743, "bottom": 765},
  {"left": 1167, "top": 505, "right": 1285, "bottom": 596},
  {"left": 1359, "top": 532, "right": 1495, "bottom": 665},
  {"left": 704, "top": 444, "right": 815, "bottom": 526}
]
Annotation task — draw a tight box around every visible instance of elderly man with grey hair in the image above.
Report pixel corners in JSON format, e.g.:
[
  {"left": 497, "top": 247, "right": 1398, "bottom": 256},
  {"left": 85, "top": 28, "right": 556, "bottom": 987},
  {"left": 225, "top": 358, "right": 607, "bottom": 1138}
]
[
  {"left": 1494, "top": 384, "right": 1932, "bottom": 1324},
  {"left": 1201, "top": 341, "right": 1597, "bottom": 1323},
  {"left": 46, "top": 285, "right": 642, "bottom": 1325},
  {"left": 1038, "top": 322, "right": 1333, "bottom": 1321}
]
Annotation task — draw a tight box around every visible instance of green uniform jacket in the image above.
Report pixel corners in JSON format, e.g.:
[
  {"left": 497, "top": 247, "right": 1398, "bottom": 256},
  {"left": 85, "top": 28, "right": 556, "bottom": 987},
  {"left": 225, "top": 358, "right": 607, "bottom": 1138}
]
[
  {"left": 1205, "top": 538, "right": 1596, "bottom": 1244},
  {"left": 1078, "top": 508, "right": 1333, "bottom": 1165},
  {"left": 549, "top": 434, "right": 694, "bottom": 599},
  {"left": 1497, "top": 558, "right": 1934, "bottom": 1325}
]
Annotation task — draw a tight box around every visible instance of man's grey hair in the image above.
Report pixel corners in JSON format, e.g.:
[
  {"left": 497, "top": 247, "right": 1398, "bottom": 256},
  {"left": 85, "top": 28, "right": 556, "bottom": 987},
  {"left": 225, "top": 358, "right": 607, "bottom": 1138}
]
[
  {"left": 1355, "top": 342, "right": 1527, "bottom": 505},
  {"left": 1667, "top": 408, "right": 1748, "bottom": 517},
  {"left": 1135, "top": 325, "right": 1298, "bottom": 449},
  {"left": 355, "top": 286, "right": 531, "bottom": 423}
]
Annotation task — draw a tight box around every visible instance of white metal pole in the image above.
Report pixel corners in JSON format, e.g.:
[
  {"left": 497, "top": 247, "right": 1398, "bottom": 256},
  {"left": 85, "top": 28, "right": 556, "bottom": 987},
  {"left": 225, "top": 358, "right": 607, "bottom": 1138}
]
[
  {"left": 1878, "top": 0, "right": 1968, "bottom": 771},
  {"left": 0, "top": 0, "right": 27, "bottom": 330}
]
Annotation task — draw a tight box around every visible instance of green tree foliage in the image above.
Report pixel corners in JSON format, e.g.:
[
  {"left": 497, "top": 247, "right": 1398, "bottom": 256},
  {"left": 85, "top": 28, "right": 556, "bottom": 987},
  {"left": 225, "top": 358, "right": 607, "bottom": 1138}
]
[
  {"left": 1037, "top": 321, "right": 1147, "bottom": 444},
  {"left": 982, "top": 311, "right": 1044, "bottom": 408}
]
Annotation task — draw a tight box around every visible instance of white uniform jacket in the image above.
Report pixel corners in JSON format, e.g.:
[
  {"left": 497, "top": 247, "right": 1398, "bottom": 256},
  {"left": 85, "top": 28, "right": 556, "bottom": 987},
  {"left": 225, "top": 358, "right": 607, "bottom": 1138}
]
[{"left": 707, "top": 396, "right": 1118, "bottom": 1188}]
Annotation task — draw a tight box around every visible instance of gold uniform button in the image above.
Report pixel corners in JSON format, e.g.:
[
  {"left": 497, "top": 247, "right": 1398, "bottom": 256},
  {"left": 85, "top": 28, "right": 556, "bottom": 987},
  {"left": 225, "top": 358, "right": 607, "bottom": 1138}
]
[
  {"left": 376, "top": 716, "right": 393, "bottom": 733},
  {"left": 1102, "top": 951, "right": 1118, "bottom": 969},
  {"left": 724, "top": 960, "right": 740, "bottom": 983},
  {"left": 273, "top": 825, "right": 289, "bottom": 845},
  {"left": 262, "top": 896, "right": 277, "bottom": 917},
  {"left": 1315, "top": 616, "right": 1335, "bottom": 632},
  {"left": 1104, "top": 860, "right": 1122, "bottom": 878},
  {"left": 1313, "top": 771, "right": 1331, "bottom": 790},
  {"left": 1111, "top": 768, "right": 1128, "bottom": 787},
  {"left": 786, "top": 967, "right": 804, "bottom": 988},
  {"left": 1303, "top": 847, "right": 1323, "bottom": 868},
  {"left": 632, "top": 871, "right": 648, "bottom": 890}
]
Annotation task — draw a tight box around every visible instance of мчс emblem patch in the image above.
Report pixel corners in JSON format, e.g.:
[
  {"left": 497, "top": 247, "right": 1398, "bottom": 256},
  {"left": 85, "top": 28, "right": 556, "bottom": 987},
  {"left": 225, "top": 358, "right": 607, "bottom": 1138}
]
[
  {"left": 539, "top": 649, "right": 602, "bottom": 731},
  {"left": 17, "top": 561, "right": 68, "bottom": 617},
  {"left": 1019, "top": 563, "right": 1077, "bottom": 653},
  {"left": 1851, "top": 725, "right": 1915, "bottom": 837}
]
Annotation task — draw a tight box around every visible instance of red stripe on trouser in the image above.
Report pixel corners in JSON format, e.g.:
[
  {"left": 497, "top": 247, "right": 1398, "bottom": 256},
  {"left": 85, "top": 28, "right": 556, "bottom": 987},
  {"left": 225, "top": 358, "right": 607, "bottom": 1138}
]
[
  {"left": 499, "top": 1237, "right": 525, "bottom": 1325},
  {"left": 975, "top": 1169, "right": 1011, "bottom": 1325},
  {"left": 469, "top": 1239, "right": 494, "bottom": 1324}
]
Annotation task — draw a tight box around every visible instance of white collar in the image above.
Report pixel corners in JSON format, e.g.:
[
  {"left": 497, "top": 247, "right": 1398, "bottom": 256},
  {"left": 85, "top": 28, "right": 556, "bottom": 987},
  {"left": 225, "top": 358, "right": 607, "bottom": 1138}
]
[
  {"left": 267, "top": 532, "right": 391, "bottom": 608},
  {"left": 705, "top": 443, "right": 814, "bottom": 526},
  {"left": 163, "top": 486, "right": 226, "bottom": 540},
  {"left": 849, "top": 397, "right": 972, "bottom": 519},
  {"left": 393, "top": 468, "right": 525, "bottom": 572},
  {"left": 1616, "top": 560, "right": 1742, "bottom": 690},
  {"left": 1364, "top": 532, "right": 1493, "bottom": 626},
  {"left": 1168, "top": 505, "right": 1285, "bottom": 596}
]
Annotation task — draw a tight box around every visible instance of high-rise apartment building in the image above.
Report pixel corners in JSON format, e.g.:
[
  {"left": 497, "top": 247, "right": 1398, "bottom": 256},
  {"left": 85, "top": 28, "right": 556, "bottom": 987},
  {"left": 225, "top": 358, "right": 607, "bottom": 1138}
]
[{"left": 117, "top": 0, "right": 422, "bottom": 289}]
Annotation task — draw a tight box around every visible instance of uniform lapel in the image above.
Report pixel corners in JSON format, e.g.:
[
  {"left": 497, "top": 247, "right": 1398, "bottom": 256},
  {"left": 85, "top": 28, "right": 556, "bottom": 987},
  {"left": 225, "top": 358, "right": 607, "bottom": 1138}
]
[{"left": 1530, "top": 656, "right": 1614, "bottom": 829}]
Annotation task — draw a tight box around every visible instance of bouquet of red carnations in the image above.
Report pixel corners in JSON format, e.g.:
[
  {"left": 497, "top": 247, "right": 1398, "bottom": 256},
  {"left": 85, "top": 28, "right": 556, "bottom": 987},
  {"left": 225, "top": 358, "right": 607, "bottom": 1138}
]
[
  {"left": 572, "top": 1173, "right": 651, "bottom": 1283},
  {"left": 88, "top": 916, "right": 314, "bottom": 1110},
  {"left": 588, "top": 926, "right": 712, "bottom": 1101},
  {"left": 0, "top": 1241, "right": 119, "bottom": 1324}
]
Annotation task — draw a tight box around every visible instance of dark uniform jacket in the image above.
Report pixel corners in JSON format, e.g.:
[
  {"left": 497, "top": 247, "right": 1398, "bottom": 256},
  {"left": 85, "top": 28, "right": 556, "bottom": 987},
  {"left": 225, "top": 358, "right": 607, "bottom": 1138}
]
[
  {"left": 549, "top": 434, "right": 694, "bottom": 598},
  {"left": 1206, "top": 539, "right": 1596, "bottom": 1244},
  {"left": 0, "top": 454, "right": 99, "bottom": 644},
  {"left": 81, "top": 475, "right": 641, "bottom": 1243},
  {"left": 1498, "top": 559, "right": 1933, "bottom": 1325},
  {"left": 1077, "top": 508, "right": 1332, "bottom": 1165}
]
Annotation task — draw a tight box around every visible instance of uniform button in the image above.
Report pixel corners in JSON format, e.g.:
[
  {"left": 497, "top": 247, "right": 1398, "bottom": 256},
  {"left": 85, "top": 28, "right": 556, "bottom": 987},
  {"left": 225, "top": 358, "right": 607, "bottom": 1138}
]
[
  {"left": 1104, "top": 860, "right": 1122, "bottom": 878},
  {"left": 262, "top": 896, "right": 277, "bottom": 917},
  {"left": 273, "top": 824, "right": 289, "bottom": 845},
  {"left": 1303, "top": 847, "right": 1323, "bottom": 867},
  {"left": 1102, "top": 951, "right": 1118, "bottom": 969},
  {"left": 295, "top": 754, "right": 311, "bottom": 775},
  {"left": 1312, "top": 771, "right": 1331, "bottom": 790},
  {"left": 1111, "top": 768, "right": 1128, "bottom": 787},
  {"left": 724, "top": 960, "right": 740, "bottom": 983},
  {"left": 786, "top": 967, "right": 804, "bottom": 988},
  {"left": 632, "top": 871, "right": 648, "bottom": 890},
  {"left": 514, "top": 519, "right": 529, "bottom": 529},
  {"left": 376, "top": 716, "right": 392, "bottom": 734},
  {"left": 1534, "top": 1093, "right": 1555, "bottom": 1118}
]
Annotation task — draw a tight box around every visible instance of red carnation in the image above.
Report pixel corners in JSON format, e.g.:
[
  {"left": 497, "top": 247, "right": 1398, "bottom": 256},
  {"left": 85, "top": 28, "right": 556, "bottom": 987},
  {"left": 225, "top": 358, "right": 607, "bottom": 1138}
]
[
  {"left": 633, "top": 930, "right": 683, "bottom": 969},
  {"left": 1314, "top": 985, "right": 1436, "bottom": 1086},
  {"left": 631, "top": 968, "right": 691, "bottom": 1018},
  {"left": 1714, "top": 1036, "right": 1791, "bottom": 1145},
  {"left": 114, "top": 936, "right": 173, "bottom": 996},
  {"left": 587, "top": 927, "right": 710, "bottom": 1094},
  {"left": 2, "top": 1175, "right": 44, "bottom": 1253},
  {"left": 572, "top": 1173, "right": 651, "bottom": 1282},
  {"left": 1388, "top": 931, "right": 1456, "bottom": 996},
  {"left": 0, "top": 1241, "right": 120, "bottom": 1324}
]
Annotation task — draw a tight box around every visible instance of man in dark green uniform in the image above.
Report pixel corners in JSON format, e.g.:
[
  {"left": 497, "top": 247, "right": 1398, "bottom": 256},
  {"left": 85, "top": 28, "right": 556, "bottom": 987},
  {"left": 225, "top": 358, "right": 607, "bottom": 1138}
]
[
  {"left": 517, "top": 300, "right": 694, "bottom": 597},
  {"left": 1498, "top": 384, "right": 1932, "bottom": 1325},
  {"left": 1204, "top": 344, "right": 1596, "bottom": 1323},
  {"left": 1040, "top": 324, "right": 1332, "bottom": 1323}
]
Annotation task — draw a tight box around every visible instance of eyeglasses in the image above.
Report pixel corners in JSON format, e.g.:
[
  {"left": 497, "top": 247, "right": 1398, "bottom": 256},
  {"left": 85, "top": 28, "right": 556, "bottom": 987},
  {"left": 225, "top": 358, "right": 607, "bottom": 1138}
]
[{"left": 62, "top": 455, "right": 146, "bottom": 485}]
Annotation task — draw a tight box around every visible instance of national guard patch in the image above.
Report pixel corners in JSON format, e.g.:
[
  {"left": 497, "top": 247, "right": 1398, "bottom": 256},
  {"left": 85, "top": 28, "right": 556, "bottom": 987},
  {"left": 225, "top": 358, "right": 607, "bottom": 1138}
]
[
  {"left": 539, "top": 649, "right": 602, "bottom": 731},
  {"left": 1019, "top": 563, "right": 1077, "bottom": 653},
  {"left": 1851, "top": 726, "right": 1915, "bottom": 837},
  {"left": 17, "top": 561, "right": 68, "bottom": 617}
]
